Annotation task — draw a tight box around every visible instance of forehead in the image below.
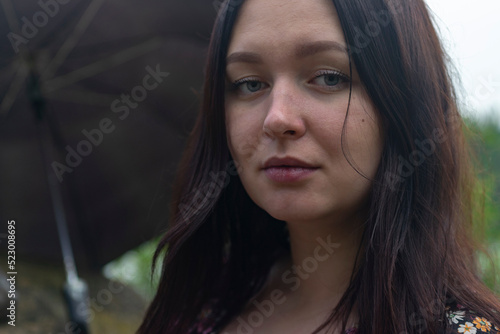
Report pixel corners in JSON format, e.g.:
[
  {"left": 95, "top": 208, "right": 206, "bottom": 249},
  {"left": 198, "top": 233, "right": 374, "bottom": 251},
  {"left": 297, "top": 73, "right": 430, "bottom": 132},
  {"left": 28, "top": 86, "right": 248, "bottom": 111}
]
[{"left": 228, "top": 0, "right": 345, "bottom": 53}]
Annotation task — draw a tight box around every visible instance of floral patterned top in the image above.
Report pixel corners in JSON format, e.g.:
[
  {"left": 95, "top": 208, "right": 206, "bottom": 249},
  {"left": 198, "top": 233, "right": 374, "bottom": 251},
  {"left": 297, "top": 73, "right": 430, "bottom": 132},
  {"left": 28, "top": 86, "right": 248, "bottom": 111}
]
[
  {"left": 342, "top": 303, "right": 500, "bottom": 334},
  {"left": 445, "top": 303, "right": 499, "bottom": 334},
  {"left": 197, "top": 302, "right": 498, "bottom": 334}
]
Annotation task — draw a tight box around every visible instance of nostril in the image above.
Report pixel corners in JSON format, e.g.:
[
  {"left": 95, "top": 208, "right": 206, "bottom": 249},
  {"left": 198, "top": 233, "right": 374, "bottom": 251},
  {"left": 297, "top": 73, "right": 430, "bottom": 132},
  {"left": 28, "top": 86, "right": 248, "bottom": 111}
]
[{"left": 285, "top": 130, "right": 296, "bottom": 135}]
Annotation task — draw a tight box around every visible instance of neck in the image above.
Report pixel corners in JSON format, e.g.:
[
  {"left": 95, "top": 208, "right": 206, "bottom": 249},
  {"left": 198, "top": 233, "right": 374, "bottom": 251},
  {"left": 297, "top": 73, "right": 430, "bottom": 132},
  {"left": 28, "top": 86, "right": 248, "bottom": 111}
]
[{"left": 281, "top": 215, "right": 364, "bottom": 310}]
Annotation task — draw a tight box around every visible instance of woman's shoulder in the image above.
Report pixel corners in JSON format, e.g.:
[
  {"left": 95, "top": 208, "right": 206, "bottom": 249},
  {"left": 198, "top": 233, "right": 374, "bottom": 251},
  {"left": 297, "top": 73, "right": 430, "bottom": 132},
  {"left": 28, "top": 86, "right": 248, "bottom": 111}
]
[{"left": 445, "top": 302, "right": 499, "bottom": 333}]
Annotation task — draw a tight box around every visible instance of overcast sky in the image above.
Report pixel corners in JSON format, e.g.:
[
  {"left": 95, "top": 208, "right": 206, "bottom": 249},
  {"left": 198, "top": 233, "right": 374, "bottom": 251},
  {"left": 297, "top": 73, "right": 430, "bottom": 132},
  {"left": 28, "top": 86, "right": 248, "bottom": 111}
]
[{"left": 424, "top": 0, "right": 500, "bottom": 120}]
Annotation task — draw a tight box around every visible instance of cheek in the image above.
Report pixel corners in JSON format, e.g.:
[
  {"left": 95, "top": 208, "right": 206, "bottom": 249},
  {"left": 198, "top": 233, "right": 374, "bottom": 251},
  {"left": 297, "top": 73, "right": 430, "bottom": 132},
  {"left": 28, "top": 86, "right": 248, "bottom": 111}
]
[
  {"left": 308, "top": 103, "right": 349, "bottom": 161},
  {"left": 343, "top": 99, "right": 383, "bottom": 178},
  {"left": 226, "top": 106, "right": 263, "bottom": 166}
]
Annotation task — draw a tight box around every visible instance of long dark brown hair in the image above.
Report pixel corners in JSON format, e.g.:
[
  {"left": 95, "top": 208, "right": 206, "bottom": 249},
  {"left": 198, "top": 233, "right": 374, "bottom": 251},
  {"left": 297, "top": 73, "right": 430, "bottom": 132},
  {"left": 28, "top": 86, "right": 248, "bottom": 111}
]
[{"left": 138, "top": 0, "right": 500, "bottom": 333}]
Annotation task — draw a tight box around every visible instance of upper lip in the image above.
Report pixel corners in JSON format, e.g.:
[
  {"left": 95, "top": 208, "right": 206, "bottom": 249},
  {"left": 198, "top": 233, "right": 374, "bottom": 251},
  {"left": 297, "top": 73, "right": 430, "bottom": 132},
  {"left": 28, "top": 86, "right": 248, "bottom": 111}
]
[{"left": 263, "top": 157, "right": 318, "bottom": 169}]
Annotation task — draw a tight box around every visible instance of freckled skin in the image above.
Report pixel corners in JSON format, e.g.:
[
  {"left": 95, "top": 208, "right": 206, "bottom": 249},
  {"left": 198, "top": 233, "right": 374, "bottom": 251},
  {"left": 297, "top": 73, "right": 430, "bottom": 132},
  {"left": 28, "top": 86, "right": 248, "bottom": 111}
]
[{"left": 225, "top": 0, "right": 384, "bottom": 226}]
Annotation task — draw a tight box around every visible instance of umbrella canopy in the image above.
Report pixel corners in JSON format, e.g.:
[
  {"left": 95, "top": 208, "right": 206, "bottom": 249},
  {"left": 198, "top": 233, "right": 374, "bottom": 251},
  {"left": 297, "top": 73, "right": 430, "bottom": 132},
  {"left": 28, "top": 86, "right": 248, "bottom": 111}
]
[{"left": 0, "top": 0, "right": 217, "bottom": 269}]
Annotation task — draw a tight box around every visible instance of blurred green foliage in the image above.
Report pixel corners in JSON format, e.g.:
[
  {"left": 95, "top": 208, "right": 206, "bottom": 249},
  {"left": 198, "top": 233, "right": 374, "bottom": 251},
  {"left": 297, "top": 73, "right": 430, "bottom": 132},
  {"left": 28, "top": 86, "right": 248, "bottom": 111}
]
[
  {"left": 105, "top": 113, "right": 500, "bottom": 299},
  {"left": 468, "top": 113, "right": 500, "bottom": 293},
  {"left": 103, "top": 238, "right": 161, "bottom": 301}
]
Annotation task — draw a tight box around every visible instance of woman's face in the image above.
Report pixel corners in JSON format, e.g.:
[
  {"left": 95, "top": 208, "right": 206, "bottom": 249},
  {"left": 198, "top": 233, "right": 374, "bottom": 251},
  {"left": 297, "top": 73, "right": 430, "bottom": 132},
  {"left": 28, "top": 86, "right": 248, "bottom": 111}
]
[{"left": 225, "top": 0, "right": 384, "bottom": 224}]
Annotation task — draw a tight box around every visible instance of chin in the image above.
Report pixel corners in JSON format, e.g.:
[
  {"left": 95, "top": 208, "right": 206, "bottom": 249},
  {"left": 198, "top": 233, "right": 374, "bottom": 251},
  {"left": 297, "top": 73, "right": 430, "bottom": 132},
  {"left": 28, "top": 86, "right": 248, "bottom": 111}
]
[
  {"left": 263, "top": 205, "right": 330, "bottom": 223},
  {"left": 262, "top": 200, "right": 362, "bottom": 225}
]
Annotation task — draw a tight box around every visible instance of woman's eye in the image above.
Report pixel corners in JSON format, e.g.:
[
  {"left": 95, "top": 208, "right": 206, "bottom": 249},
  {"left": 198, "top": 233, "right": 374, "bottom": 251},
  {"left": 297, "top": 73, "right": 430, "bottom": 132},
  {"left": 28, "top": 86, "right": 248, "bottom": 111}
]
[
  {"left": 311, "top": 71, "right": 349, "bottom": 91},
  {"left": 323, "top": 74, "right": 341, "bottom": 86},
  {"left": 244, "top": 81, "right": 263, "bottom": 92},
  {"left": 232, "top": 79, "right": 267, "bottom": 95}
]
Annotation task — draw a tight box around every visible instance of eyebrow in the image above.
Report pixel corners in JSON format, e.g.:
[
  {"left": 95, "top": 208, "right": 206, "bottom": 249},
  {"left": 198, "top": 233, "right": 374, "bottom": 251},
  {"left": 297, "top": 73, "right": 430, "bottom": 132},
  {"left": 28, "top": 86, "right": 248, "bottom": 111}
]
[{"left": 226, "top": 40, "right": 348, "bottom": 65}]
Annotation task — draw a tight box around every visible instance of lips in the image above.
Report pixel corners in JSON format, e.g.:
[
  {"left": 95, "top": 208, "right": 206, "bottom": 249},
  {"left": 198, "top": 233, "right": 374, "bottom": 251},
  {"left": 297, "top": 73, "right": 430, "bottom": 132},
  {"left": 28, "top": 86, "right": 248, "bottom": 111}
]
[
  {"left": 262, "top": 157, "right": 319, "bottom": 183},
  {"left": 263, "top": 157, "right": 317, "bottom": 169}
]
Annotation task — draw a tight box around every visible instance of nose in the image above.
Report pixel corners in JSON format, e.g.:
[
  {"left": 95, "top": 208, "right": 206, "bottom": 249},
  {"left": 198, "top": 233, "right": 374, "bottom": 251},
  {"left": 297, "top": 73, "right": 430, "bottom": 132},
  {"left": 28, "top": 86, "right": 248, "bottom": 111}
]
[{"left": 263, "top": 80, "right": 306, "bottom": 139}]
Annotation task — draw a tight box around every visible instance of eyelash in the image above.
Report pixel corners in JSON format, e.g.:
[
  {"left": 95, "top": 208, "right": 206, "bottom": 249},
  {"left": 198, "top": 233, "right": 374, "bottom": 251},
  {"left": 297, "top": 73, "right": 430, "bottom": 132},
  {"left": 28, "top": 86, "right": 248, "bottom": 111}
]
[
  {"left": 230, "top": 70, "right": 350, "bottom": 95},
  {"left": 313, "top": 70, "right": 350, "bottom": 89},
  {"left": 230, "top": 77, "right": 262, "bottom": 91}
]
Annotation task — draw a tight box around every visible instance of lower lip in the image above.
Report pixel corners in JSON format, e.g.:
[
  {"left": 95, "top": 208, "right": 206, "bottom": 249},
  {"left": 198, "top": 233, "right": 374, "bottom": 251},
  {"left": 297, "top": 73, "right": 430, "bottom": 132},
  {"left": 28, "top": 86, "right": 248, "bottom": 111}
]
[{"left": 264, "top": 167, "right": 318, "bottom": 183}]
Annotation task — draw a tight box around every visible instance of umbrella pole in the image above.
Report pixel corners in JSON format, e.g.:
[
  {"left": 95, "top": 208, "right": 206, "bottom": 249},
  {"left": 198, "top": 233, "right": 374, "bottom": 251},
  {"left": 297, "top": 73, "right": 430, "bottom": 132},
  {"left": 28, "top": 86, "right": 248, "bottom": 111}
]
[{"left": 29, "top": 67, "right": 91, "bottom": 334}]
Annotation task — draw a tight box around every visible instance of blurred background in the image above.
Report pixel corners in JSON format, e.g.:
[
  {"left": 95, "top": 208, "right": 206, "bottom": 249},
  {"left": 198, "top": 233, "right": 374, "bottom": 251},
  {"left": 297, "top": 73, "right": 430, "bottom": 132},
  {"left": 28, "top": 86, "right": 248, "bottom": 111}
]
[
  {"left": 0, "top": 0, "right": 215, "bottom": 332},
  {"left": 0, "top": 0, "right": 498, "bottom": 333}
]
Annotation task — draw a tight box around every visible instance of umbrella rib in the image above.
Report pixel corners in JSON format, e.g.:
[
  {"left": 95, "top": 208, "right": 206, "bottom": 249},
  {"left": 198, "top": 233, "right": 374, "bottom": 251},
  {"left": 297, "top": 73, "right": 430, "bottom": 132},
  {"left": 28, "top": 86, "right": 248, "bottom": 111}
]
[
  {"left": 43, "top": 38, "right": 164, "bottom": 93},
  {"left": 0, "top": 61, "right": 29, "bottom": 115},
  {"left": 42, "top": 0, "right": 106, "bottom": 81},
  {"left": 0, "top": 0, "right": 20, "bottom": 35}
]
